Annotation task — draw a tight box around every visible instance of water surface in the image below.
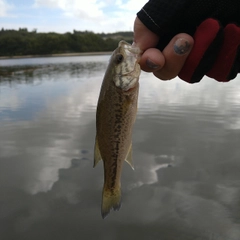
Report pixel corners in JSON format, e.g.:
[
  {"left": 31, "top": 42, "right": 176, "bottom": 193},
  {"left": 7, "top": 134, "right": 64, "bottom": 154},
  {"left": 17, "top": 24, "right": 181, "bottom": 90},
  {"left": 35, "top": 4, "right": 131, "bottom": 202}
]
[{"left": 0, "top": 56, "right": 240, "bottom": 240}]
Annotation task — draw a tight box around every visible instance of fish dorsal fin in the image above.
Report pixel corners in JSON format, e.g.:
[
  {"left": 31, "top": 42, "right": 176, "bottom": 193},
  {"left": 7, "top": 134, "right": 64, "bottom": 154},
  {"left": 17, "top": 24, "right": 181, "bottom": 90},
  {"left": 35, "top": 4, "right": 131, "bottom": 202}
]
[
  {"left": 94, "top": 138, "right": 102, "bottom": 167},
  {"left": 125, "top": 143, "right": 134, "bottom": 170}
]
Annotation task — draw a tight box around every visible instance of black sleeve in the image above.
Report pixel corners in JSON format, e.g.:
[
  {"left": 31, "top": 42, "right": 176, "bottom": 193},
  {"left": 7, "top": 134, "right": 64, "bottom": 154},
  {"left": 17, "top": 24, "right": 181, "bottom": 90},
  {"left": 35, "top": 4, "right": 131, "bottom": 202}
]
[{"left": 137, "top": 0, "right": 240, "bottom": 50}]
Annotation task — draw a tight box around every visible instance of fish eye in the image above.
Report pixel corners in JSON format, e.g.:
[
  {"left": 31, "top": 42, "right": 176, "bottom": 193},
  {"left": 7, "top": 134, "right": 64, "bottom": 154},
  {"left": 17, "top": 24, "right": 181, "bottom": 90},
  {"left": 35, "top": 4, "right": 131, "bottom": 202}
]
[{"left": 116, "top": 54, "right": 124, "bottom": 64}]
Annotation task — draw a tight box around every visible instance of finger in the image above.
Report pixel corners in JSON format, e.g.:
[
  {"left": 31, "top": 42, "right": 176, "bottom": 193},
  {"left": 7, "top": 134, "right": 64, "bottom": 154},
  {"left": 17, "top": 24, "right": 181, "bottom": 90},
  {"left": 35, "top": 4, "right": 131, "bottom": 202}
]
[
  {"left": 133, "top": 17, "right": 163, "bottom": 72},
  {"left": 154, "top": 33, "right": 194, "bottom": 80},
  {"left": 139, "top": 48, "right": 165, "bottom": 72},
  {"left": 133, "top": 17, "right": 159, "bottom": 51}
]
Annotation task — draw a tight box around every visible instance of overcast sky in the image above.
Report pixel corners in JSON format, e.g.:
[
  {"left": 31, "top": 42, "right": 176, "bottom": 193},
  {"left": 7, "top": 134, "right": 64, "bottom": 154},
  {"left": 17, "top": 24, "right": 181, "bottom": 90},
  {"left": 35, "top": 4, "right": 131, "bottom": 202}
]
[{"left": 0, "top": 0, "right": 148, "bottom": 33}]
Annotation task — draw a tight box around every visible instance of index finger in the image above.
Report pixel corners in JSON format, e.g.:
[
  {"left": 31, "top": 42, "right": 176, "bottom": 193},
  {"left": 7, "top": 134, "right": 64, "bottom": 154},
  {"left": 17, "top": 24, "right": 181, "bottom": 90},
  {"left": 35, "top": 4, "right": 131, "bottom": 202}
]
[{"left": 133, "top": 17, "right": 160, "bottom": 51}]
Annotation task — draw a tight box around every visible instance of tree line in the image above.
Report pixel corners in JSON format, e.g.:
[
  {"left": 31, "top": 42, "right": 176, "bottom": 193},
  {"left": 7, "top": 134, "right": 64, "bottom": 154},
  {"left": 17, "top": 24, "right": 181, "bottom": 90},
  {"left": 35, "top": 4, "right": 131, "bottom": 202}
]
[{"left": 0, "top": 28, "right": 133, "bottom": 56}]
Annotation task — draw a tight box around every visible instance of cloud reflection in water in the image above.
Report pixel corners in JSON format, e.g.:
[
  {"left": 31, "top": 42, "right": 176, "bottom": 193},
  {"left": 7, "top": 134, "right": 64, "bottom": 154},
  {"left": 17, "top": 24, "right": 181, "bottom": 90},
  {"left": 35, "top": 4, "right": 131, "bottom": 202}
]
[{"left": 0, "top": 56, "right": 240, "bottom": 240}]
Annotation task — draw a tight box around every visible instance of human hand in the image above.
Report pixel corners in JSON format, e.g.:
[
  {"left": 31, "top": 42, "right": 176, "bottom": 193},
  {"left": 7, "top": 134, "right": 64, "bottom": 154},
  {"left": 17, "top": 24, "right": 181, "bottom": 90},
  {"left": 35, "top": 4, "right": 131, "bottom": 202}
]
[
  {"left": 133, "top": 17, "right": 194, "bottom": 80},
  {"left": 135, "top": 0, "right": 240, "bottom": 83},
  {"left": 134, "top": 17, "right": 240, "bottom": 83}
]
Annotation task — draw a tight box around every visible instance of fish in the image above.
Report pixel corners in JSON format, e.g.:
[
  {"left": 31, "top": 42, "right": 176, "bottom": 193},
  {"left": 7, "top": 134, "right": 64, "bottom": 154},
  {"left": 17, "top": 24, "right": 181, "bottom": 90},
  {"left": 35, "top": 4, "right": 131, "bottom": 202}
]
[{"left": 94, "top": 40, "right": 142, "bottom": 219}]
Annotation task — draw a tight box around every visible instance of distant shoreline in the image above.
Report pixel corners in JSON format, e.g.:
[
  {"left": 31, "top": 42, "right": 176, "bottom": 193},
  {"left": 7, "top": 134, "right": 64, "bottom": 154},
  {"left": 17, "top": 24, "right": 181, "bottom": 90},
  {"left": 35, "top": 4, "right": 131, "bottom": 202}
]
[{"left": 0, "top": 51, "right": 112, "bottom": 60}]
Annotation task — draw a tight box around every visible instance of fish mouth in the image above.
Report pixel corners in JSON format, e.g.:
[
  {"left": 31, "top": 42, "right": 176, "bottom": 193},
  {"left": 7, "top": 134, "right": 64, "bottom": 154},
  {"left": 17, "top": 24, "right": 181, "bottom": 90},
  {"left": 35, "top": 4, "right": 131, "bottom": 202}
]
[
  {"left": 120, "top": 41, "right": 142, "bottom": 77},
  {"left": 113, "top": 41, "right": 142, "bottom": 91},
  {"left": 119, "top": 41, "right": 142, "bottom": 62}
]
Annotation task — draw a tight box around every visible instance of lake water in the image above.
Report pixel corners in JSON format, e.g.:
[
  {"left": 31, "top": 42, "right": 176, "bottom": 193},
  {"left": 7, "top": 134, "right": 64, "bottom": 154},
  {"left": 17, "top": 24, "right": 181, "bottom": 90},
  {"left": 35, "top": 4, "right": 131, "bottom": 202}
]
[{"left": 0, "top": 55, "right": 240, "bottom": 240}]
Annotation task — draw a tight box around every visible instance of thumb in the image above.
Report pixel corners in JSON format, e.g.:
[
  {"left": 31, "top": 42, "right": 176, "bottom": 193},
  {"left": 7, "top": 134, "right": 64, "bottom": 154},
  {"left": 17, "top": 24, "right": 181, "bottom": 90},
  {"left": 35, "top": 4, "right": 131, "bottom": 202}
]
[{"left": 133, "top": 17, "right": 159, "bottom": 51}]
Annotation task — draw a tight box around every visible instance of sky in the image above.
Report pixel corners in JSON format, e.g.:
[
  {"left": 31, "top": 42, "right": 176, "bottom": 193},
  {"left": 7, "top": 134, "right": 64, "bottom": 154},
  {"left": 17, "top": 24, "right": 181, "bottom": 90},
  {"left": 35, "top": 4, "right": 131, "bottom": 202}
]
[{"left": 0, "top": 0, "right": 148, "bottom": 33}]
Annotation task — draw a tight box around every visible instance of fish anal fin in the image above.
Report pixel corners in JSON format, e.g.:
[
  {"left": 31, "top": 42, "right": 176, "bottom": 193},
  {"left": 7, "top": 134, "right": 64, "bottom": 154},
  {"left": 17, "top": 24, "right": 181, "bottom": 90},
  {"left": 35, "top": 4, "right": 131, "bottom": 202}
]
[
  {"left": 125, "top": 143, "right": 134, "bottom": 170},
  {"left": 94, "top": 137, "right": 102, "bottom": 168}
]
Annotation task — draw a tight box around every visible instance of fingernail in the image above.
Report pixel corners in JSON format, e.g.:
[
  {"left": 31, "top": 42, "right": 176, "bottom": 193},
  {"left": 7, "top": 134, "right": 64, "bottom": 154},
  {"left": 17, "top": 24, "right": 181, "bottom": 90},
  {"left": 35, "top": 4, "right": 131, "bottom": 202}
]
[
  {"left": 146, "top": 59, "right": 160, "bottom": 69},
  {"left": 174, "top": 38, "right": 191, "bottom": 55}
]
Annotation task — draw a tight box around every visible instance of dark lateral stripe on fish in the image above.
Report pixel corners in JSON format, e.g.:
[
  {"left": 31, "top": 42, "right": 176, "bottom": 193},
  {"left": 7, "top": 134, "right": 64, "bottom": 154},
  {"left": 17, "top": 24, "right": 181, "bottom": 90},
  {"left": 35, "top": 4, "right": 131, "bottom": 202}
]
[{"left": 110, "top": 166, "right": 117, "bottom": 189}]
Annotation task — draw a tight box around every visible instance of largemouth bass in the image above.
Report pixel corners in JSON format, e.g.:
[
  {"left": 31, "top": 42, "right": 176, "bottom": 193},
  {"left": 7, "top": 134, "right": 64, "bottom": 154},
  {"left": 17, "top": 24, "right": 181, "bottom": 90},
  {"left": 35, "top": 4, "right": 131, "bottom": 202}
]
[{"left": 94, "top": 40, "right": 142, "bottom": 219}]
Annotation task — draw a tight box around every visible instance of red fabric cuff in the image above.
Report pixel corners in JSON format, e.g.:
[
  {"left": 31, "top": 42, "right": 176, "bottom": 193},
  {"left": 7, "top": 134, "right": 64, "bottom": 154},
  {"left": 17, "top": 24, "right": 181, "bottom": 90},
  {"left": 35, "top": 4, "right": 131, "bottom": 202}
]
[
  {"left": 179, "top": 19, "right": 221, "bottom": 83},
  {"left": 207, "top": 24, "right": 240, "bottom": 81}
]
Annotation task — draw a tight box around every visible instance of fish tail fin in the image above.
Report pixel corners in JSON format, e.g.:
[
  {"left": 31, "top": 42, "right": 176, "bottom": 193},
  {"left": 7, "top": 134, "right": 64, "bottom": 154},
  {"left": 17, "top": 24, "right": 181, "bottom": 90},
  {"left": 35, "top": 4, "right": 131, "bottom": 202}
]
[{"left": 101, "top": 186, "right": 121, "bottom": 219}]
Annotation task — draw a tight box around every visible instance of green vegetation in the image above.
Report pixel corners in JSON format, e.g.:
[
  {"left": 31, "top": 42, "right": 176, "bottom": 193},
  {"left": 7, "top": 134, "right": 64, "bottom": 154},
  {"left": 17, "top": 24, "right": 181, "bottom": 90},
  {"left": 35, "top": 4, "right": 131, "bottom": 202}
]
[{"left": 0, "top": 28, "right": 134, "bottom": 56}]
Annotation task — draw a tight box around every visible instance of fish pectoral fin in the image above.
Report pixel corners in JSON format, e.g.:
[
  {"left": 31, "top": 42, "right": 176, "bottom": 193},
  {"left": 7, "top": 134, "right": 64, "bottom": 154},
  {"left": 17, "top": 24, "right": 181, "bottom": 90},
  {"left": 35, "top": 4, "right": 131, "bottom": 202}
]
[
  {"left": 125, "top": 143, "right": 134, "bottom": 170},
  {"left": 93, "top": 137, "right": 102, "bottom": 167}
]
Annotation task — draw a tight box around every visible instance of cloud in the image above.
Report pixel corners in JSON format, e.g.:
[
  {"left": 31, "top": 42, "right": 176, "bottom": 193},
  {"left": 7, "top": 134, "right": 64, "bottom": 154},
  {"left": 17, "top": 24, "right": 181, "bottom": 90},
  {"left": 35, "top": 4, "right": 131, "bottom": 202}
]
[
  {"left": 34, "top": 0, "right": 104, "bottom": 19},
  {"left": 33, "top": 0, "right": 148, "bottom": 32},
  {"left": 0, "top": 0, "right": 13, "bottom": 17},
  {"left": 117, "top": 0, "right": 147, "bottom": 11}
]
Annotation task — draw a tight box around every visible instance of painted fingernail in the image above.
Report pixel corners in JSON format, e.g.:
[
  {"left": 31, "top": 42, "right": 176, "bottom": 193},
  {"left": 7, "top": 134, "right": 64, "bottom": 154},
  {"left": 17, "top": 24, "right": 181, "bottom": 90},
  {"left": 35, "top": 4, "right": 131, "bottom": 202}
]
[
  {"left": 146, "top": 59, "right": 160, "bottom": 69},
  {"left": 174, "top": 38, "right": 191, "bottom": 55}
]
